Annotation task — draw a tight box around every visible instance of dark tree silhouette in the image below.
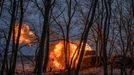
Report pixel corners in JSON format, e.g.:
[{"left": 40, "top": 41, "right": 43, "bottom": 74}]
[{"left": 0, "top": 0, "right": 18, "bottom": 74}]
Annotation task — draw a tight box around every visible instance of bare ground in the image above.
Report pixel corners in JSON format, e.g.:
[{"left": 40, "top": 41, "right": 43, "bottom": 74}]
[
  {"left": 0, "top": 62, "right": 133, "bottom": 75},
  {"left": 15, "top": 63, "right": 134, "bottom": 75}
]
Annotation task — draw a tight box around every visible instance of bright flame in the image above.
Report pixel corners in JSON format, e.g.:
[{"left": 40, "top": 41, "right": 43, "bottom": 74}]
[
  {"left": 54, "top": 42, "right": 63, "bottom": 57},
  {"left": 48, "top": 41, "right": 65, "bottom": 71},
  {"left": 12, "top": 24, "right": 35, "bottom": 45},
  {"left": 85, "top": 43, "right": 92, "bottom": 51},
  {"left": 47, "top": 41, "right": 92, "bottom": 71}
]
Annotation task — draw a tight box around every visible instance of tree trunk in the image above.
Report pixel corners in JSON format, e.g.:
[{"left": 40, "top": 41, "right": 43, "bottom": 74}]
[
  {"left": 43, "top": 24, "right": 49, "bottom": 72},
  {"left": 35, "top": 0, "right": 52, "bottom": 75},
  {"left": 9, "top": 0, "right": 24, "bottom": 75},
  {"left": 75, "top": 0, "right": 98, "bottom": 74},
  {"left": 0, "top": 0, "right": 17, "bottom": 74}
]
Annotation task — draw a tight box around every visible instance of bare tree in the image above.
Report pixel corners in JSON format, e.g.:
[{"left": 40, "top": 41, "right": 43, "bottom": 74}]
[
  {"left": 74, "top": 0, "right": 98, "bottom": 75},
  {"left": 0, "top": 0, "right": 4, "bottom": 16},
  {"left": 34, "top": 0, "right": 55, "bottom": 74},
  {"left": 0, "top": 0, "right": 18, "bottom": 74}
]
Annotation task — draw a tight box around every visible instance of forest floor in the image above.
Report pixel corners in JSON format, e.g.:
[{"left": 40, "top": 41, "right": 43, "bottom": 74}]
[
  {"left": 14, "top": 62, "right": 134, "bottom": 75},
  {"left": 0, "top": 61, "right": 134, "bottom": 75}
]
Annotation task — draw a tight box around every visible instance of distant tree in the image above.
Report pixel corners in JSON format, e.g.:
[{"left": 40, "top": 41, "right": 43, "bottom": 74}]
[
  {"left": 8, "top": 0, "right": 25, "bottom": 75},
  {"left": 33, "top": 0, "right": 55, "bottom": 74},
  {"left": 74, "top": 0, "right": 98, "bottom": 75},
  {"left": 0, "top": 0, "right": 18, "bottom": 74},
  {"left": 0, "top": 0, "right": 4, "bottom": 16}
]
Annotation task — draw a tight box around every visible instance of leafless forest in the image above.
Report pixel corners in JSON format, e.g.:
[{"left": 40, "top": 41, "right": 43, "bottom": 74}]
[{"left": 0, "top": 0, "right": 134, "bottom": 75}]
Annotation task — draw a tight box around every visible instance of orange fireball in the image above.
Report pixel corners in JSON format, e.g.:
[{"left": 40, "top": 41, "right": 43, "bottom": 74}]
[
  {"left": 12, "top": 24, "right": 36, "bottom": 46},
  {"left": 47, "top": 41, "right": 92, "bottom": 72}
]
